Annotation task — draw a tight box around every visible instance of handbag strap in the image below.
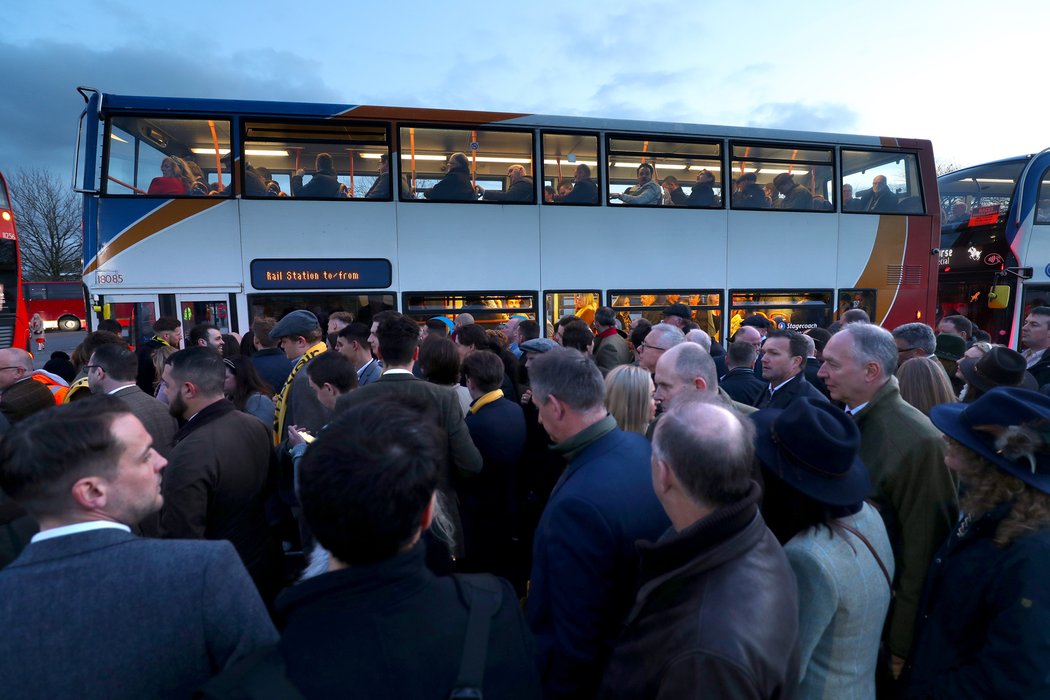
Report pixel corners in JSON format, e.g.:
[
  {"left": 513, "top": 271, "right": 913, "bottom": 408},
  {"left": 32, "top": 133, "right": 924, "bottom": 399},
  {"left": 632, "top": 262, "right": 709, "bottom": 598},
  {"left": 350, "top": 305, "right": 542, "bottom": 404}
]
[
  {"left": 834, "top": 519, "right": 893, "bottom": 591},
  {"left": 449, "top": 574, "right": 503, "bottom": 700}
]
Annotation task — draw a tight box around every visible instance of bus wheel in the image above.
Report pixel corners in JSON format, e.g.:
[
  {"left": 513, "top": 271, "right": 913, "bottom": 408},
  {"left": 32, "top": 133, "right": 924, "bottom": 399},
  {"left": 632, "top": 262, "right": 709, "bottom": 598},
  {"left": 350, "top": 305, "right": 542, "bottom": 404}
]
[{"left": 57, "top": 316, "right": 82, "bottom": 332}]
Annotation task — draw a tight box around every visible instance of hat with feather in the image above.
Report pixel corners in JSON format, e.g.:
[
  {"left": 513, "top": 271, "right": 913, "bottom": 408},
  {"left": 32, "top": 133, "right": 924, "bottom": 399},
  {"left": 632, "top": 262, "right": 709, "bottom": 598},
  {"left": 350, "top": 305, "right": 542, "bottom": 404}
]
[{"left": 930, "top": 387, "right": 1050, "bottom": 494}]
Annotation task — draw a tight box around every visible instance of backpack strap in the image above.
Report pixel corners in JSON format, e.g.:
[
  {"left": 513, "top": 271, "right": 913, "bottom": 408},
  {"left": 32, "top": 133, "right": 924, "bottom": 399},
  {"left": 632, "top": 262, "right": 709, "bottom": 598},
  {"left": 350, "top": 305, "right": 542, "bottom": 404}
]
[{"left": 449, "top": 574, "right": 503, "bottom": 700}]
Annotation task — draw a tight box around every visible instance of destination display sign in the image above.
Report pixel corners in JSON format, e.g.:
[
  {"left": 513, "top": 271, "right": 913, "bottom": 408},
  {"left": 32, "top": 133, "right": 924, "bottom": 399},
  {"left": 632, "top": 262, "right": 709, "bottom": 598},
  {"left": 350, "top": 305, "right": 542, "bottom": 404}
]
[{"left": 250, "top": 258, "right": 392, "bottom": 290}]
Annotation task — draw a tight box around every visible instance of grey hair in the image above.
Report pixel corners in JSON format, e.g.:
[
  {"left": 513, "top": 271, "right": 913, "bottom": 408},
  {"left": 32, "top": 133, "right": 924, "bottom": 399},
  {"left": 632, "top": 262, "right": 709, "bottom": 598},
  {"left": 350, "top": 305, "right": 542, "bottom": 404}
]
[
  {"left": 528, "top": 347, "right": 605, "bottom": 412},
  {"left": 685, "top": 329, "right": 712, "bottom": 352},
  {"left": 800, "top": 333, "right": 816, "bottom": 358},
  {"left": 649, "top": 323, "right": 686, "bottom": 348},
  {"left": 670, "top": 342, "right": 718, "bottom": 392},
  {"left": 842, "top": 323, "right": 898, "bottom": 379},
  {"left": 892, "top": 322, "right": 935, "bottom": 356}
]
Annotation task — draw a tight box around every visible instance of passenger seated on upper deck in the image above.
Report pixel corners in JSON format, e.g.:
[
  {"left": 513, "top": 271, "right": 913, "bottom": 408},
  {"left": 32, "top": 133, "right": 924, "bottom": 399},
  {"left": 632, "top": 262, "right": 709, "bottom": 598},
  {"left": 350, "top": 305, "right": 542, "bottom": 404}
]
[
  {"left": 772, "top": 172, "right": 813, "bottom": 210},
  {"left": 661, "top": 176, "right": 688, "bottom": 206},
  {"left": 557, "top": 180, "right": 574, "bottom": 199},
  {"left": 426, "top": 152, "right": 477, "bottom": 201},
  {"left": 183, "top": 161, "right": 210, "bottom": 196},
  {"left": 365, "top": 154, "right": 391, "bottom": 199},
  {"left": 544, "top": 186, "right": 556, "bottom": 203},
  {"left": 948, "top": 201, "right": 970, "bottom": 223},
  {"left": 554, "top": 164, "right": 599, "bottom": 204},
  {"left": 857, "top": 174, "right": 897, "bottom": 213},
  {"left": 842, "top": 183, "right": 862, "bottom": 211},
  {"left": 479, "top": 164, "right": 534, "bottom": 203},
  {"left": 732, "top": 172, "right": 769, "bottom": 209},
  {"left": 609, "top": 163, "right": 662, "bottom": 206},
  {"left": 147, "top": 156, "right": 192, "bottom": 196},
  {"left": 292, "top": 153, "right": 341, "bottom": 198},
  {"left": 686, "top": 169, "right": 718, "bottom": 207},
  {"left": 244, "top": 163, "right": 269, "bottom": 197}
]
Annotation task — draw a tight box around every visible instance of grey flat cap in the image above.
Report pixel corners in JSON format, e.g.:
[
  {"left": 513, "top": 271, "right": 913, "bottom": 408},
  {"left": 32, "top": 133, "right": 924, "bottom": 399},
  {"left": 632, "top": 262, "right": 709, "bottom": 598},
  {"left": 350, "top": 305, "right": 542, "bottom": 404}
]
[
  {"left": 520, "top": 338, "right": 559, "bottom": 354},
  {"left": 269, "top": 310, "right": 320, "bottom": 340}
]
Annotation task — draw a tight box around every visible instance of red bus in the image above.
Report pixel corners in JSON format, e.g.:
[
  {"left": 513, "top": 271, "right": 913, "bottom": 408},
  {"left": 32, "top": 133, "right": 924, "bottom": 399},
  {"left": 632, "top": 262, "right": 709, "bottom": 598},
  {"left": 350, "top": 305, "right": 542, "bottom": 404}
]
[
  {"left": 24, "top": 281, "right": 87, "bottom": 331},
  {"left": 0, "top": 172, "right": 28, "bottom": 349}
]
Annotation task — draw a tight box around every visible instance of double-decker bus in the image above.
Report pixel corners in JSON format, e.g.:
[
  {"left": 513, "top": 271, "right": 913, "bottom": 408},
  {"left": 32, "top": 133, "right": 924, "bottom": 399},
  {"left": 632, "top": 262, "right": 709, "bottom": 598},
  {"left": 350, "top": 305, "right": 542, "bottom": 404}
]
[
  {"left": 937, "top": 150, "right": 1050, "bottom": 346},
  {"left": 73, "top": 87, "right": 940, "bottom": 346},
  {"left": 0, "top": 171, "right": 28, "bottom": 350},
  {"left": 23, "top": 281, "right": 87, "bottom": 331}
]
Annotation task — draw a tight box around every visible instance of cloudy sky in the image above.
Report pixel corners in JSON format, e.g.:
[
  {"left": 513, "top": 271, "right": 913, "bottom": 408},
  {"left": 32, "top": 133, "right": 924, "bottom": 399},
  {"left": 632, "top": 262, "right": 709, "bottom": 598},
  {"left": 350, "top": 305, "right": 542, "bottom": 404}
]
[{"left": 2, "top": 1, "right": 1044, "bottom": 178}]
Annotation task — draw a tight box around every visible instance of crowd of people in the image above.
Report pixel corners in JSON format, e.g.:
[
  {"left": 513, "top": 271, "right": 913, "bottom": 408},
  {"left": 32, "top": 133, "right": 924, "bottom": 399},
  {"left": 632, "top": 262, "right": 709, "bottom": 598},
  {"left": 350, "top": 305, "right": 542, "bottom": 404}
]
[{"left": 2, "top": 302, "right": 1050, "bottom": 699}]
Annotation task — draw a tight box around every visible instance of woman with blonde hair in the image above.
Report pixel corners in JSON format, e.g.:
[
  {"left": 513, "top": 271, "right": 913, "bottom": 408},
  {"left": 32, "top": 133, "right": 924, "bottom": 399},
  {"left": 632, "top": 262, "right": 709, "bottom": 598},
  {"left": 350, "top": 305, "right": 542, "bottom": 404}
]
[
  {"left": 147, "top": 156, "right": 193, "bottom": 195},
  {"left": 604, "top": 364, "right": 655, "bottom": 435},
  {"left": 897, "top": 356, "right": 958, "bottom": 415},
  {"left": 901, "top": 387, "right": 1050, "bottom": 697}
]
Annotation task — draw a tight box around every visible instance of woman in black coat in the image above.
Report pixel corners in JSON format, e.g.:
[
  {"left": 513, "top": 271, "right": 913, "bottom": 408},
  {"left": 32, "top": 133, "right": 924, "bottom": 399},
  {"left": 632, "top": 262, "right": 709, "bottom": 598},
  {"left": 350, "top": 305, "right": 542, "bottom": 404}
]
[{"left": 900, "top": 387, "right": 1050, "bottom": 698}]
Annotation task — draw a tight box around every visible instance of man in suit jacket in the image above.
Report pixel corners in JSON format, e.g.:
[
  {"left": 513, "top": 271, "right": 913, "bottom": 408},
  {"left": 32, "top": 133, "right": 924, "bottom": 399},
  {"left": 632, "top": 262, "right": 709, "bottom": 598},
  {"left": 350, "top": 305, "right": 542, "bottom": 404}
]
[
  {"left": 0, "top": 396, "right": 277, "bottom": 700},
  {"left": 1021, "top": 306, "right": 1050, "bottom": 387},
  {"left": 719, "top": 338, "right": 767, "bottom": 407},
  {"left": 159, "top": 347, "right": 284, "bottom": 604},
  {"left": 335, "top": 322, "right": 382, "bottom": 386},
  {"left": 342, "top": 314, "right": 482, "bottom": 476},
  {"left": 754, "top": 330, "right": 830, "bottom": 410},
  {"left": 87, "top": 344, "right": 177, "bottom": 457},
  {"left": 592, "top": 306, "right": 632, "bottom": 376},
  {"left": 526, "top": 348, "right": 670, "bottom": 699}
]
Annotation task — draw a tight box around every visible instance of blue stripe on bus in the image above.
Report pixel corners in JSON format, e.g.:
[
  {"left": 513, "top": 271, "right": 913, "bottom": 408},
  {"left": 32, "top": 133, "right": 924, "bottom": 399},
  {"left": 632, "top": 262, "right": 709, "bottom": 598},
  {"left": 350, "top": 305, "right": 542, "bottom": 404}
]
[
  {"left": 103, "top": 94, "right": 357, "bottom": 118},
  {"left": 97, "top": 198, "right": 172, "bottom": 246}
]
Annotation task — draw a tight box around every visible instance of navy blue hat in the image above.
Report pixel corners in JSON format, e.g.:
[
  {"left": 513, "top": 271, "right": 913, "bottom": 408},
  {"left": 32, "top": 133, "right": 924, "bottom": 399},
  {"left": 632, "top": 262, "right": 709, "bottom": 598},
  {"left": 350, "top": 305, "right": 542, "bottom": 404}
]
[
  {"left": 752, "top": 397, "right": 871, "bottom": 506},
  {"left": 269, "top": 310, "right": 320, "bottom": 341},
  {"left": 930, "top": 387, "right": 1050, "bottom": 494}
]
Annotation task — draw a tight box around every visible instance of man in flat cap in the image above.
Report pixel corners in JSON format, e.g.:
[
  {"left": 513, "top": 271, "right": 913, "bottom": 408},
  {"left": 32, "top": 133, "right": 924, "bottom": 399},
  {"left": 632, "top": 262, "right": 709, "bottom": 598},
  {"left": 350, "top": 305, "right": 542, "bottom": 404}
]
[{"left": 269, "top": 310, "right": 331, "bottom": 448}]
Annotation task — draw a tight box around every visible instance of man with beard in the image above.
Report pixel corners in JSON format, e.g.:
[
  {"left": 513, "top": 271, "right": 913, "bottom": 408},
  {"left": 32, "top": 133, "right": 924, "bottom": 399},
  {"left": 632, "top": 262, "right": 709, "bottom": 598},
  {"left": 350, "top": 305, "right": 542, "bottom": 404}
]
[{"left": 158, "top": 347, "right": 283, "bottom": 605}]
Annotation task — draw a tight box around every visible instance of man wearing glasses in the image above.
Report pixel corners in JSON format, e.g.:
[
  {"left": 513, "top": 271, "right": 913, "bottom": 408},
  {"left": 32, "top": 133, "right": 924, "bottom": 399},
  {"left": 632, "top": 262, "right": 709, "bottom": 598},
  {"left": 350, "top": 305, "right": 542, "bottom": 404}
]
[
  {"left": 0, "top": 348, "right": 33, "bottom": 395},
  {"left": 637, "top": 323, "right": 685, "bottom": 375},
  {"left": 892, "top": 323, "right": 936, "bottom": 365}
]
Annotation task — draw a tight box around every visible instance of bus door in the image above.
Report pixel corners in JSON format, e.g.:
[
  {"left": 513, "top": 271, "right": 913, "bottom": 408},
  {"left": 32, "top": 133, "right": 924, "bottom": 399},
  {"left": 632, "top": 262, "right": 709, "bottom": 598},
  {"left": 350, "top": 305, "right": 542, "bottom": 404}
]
[
  {"left": 176, "top": 293, "right": 234, "bottom": 337},
  {"left": 96, "top": 294, "right": 159, "bottom": 348}
]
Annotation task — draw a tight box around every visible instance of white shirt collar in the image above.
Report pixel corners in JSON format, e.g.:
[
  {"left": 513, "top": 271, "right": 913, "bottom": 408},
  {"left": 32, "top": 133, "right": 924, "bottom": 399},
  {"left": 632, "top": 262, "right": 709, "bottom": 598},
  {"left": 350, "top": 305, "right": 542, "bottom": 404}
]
[
  {"left": 381, "top": 368, "right": 414, "bottom": 376},
  {"left": 769, "top": 376, "right": 795, "bottom": 394},
  {"left": 31, "top": 521, "right": 131, "bottom": 543},
  {"left": 106, "top": 383, "right": 136, "bottom": 395},
  {"left": 846, "top": 401, "right": 869, "bottom": 415},
  {"left": 356, "top": 357, "right": 376, "bottom": 377}
]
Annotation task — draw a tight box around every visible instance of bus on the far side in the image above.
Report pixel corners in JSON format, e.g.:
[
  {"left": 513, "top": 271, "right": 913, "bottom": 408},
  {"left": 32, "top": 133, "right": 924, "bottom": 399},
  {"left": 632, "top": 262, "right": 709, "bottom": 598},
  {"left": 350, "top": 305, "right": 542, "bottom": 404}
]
[
  {"left": 0, "top": 172, "right": 28, "bottom": 349},
  {"left": 937, "top": 150, "right": 1050, "bottom": 346},
  {"left": 24, "top": 281, "right": 87, "bottom": 331}
]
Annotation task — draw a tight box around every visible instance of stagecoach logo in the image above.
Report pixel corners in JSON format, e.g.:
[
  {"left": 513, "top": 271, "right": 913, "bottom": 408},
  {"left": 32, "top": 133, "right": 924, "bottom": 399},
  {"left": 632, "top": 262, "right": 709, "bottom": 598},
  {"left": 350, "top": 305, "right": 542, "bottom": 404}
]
[
  {"left": 967, "top": 247, "right": 982, "bottom": 261},
  {"left": 95, "top": 270, "right": 125, "bottom": 285},
  {"left": 985, "top": 253, "right": 1004, "bottom": 266}
]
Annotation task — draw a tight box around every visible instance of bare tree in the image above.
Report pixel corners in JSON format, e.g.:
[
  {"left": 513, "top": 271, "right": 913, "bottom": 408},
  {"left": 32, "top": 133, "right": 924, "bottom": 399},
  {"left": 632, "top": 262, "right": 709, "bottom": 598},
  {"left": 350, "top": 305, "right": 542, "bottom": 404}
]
[
  {"left": 936, "top": 160, "right": 959, "bottom": 177},
  {"left": 8, "top": 168, "right": 81, "bottom": 280}
]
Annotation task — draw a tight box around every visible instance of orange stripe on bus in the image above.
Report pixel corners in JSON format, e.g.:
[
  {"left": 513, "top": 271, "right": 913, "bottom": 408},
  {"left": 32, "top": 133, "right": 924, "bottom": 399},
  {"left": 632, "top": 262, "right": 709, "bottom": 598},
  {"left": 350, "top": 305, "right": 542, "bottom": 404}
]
[
  {"left": 853, "top": 216, "right": 907, "bottom": 325},
  {"left": 85, "top": 199, "right": 226, "bottom": 275}
]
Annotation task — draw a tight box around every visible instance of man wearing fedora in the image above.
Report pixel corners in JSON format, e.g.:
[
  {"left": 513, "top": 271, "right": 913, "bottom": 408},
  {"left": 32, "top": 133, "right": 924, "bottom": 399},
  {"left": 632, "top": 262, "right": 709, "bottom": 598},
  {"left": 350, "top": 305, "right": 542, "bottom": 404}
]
[
  {"left": 901, "top": 388, "right": 1050, "bottom": 698},
  {"left": 600, "top": 397, "right": 799, "bottom": 698},
  {"left": 957, "top": 345, "right": 1037, "bottom": 402},
  {"left": 818, "top": 323, "right": 958, "bottom": 669}
]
